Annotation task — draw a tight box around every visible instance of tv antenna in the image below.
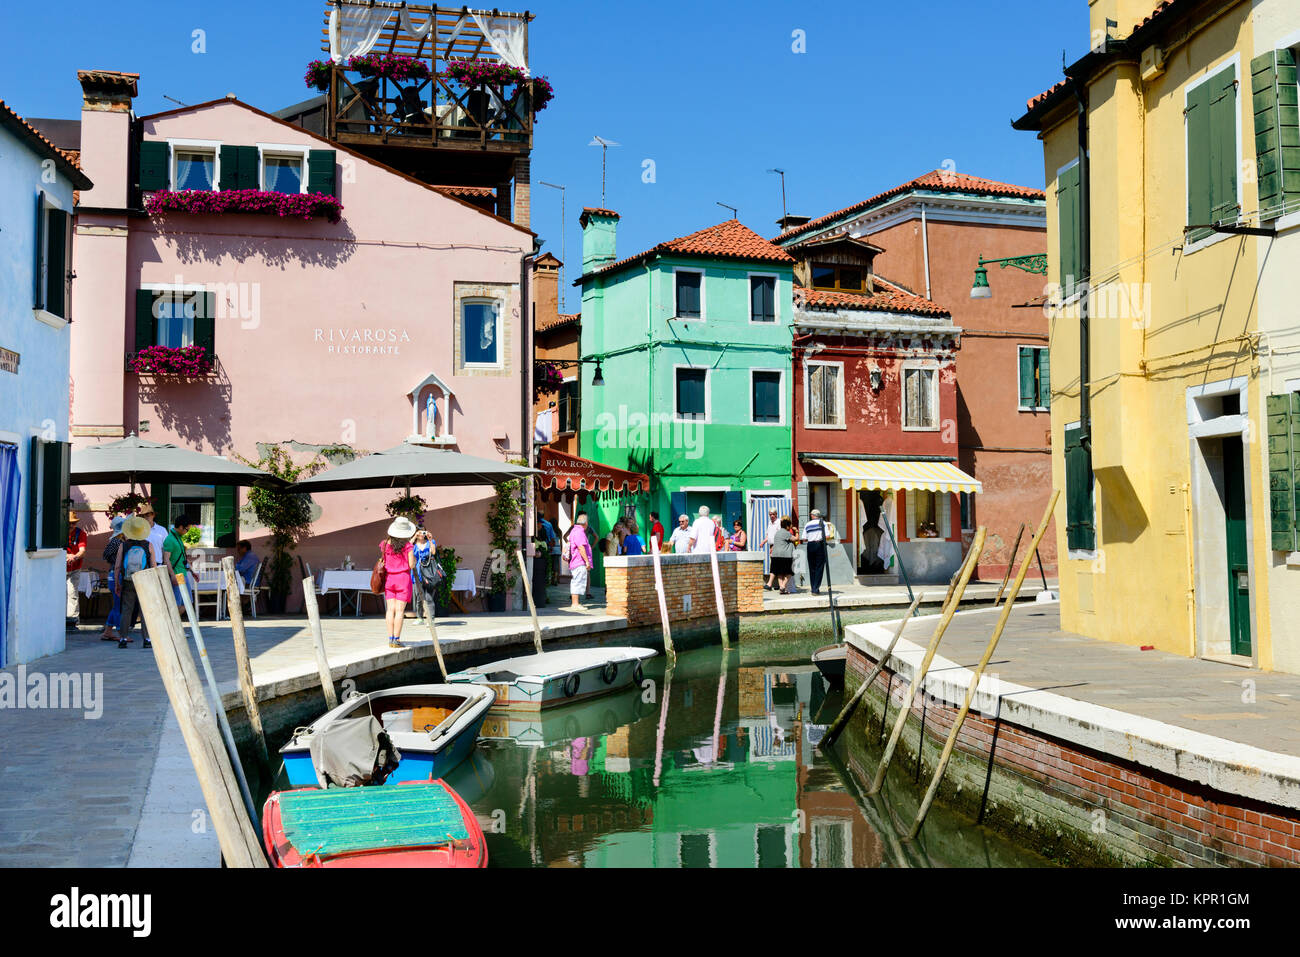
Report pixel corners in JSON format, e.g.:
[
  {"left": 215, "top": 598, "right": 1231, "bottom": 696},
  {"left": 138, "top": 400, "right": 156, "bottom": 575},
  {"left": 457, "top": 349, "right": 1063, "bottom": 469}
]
[
  {"left": 589, "top": 136, "right": 621, "bottom": 207},
  {"left": 767, "top": 168, "right": 788, "bottom": 221},
  {"left": 540, "top": 181, "right": 567, "bottom": 312},
  {"left": 162, "top": 95, "right": 189, "bottom": 108},
  {"left": 716, "top": 202, "right": 738, "bottom": 220}
]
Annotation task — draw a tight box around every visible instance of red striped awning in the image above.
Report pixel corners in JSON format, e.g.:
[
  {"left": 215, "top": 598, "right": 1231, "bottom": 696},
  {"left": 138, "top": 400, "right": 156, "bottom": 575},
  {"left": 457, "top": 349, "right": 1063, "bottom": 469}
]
[{"left": 537, "top": 448, "right": 650, "bottom": 496}]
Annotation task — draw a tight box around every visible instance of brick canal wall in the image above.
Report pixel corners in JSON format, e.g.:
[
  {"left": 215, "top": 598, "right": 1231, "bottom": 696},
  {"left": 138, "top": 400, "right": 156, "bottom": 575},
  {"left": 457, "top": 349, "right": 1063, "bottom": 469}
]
[
  {"left": 843, "top": 621, "right": 1300, "bottom": 867},
  {"left": 603, "top": 552, "right": 765, "bottom": 628}
]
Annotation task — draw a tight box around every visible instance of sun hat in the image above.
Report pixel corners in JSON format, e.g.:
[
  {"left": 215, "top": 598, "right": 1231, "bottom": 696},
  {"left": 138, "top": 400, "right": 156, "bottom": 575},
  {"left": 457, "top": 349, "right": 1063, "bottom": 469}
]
[
  {"left": 110, "top": 516, "right": 126, "bottom": 538},
  {"left": 122, "top": 517, "right": 152, "bottom": 541},
  {"left": 387, "top": 517, "right": 418, "bottom": 540}
]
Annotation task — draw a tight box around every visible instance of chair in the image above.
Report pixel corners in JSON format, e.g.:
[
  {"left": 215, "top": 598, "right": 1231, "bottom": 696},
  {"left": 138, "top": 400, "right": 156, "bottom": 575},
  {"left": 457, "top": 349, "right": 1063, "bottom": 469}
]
[
  {"left": 191, "top": 562, "right": 224, "bottom": 621},
  {"left": 239, "top": 560, "right": 265, "bottom": 620},
  {"left": 478, "top": 555, "right": 494, "bottom": 611}
]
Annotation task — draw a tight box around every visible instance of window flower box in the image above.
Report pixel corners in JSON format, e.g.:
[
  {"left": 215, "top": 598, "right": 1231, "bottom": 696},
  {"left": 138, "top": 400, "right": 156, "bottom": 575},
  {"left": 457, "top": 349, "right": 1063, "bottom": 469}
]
[
  {"left": 347, "top": 53, "right": 431, "bottom": 83},
  {"left": 128, "top": 345, "right": 215, "bottom": 380},
  {"left": 144, "top": 189, "right": 344, "bottom": 224},
  {"left": 444, "top": 59, "right": 554, "bottom": 112}
]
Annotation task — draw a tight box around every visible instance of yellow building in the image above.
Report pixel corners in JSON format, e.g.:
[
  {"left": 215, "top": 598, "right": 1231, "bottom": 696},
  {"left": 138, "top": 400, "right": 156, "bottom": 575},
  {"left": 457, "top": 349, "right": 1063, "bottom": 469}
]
[{"left": 1015, "top": 0, "right": 1300, "bottom": 673}]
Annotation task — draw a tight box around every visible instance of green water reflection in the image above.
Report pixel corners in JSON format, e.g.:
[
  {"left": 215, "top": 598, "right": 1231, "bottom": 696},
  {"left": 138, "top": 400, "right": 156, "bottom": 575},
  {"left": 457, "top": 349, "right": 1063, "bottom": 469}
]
[{"left": 441, "top": 644, "right": 1053, "bottom": 868}]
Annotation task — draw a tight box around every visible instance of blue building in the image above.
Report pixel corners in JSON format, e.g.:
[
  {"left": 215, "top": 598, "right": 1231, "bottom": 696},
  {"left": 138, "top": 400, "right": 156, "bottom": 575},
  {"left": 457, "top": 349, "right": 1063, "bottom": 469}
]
[{"left": 0, "top": 101, "right": 93, "bottom": 665}]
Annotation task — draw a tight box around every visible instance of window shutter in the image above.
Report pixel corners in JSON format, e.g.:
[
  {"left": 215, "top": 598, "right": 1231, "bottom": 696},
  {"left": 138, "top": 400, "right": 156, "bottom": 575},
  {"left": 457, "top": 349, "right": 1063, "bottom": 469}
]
[
  {"left": 152, "top": 483, "right": 171, "bottom": 528},
  {"left": 194, "top": 290, "right": 217, "bottom": 358},
  {"left": 670, "top": 492, "right": 687, "bottom": 525},
  {"left": 218, "top": 145, "right": 259, "bottom": 191},
  {"left": 26, "top": 439, "right": 41, "bottom": 551},
  {"left": 1065, "top": 425, "right": 1096, "bottom": 551},
  {"left": 135, "top": 289, "right": 158, "bottom": 353},
  {"left": 138, "top": 141, "right": 171, "bottom": 192},
  {"left": 307, "top": 149, "right": 337, "bottom": 196},
  {"left": 905, "top": 491, "right": 917, "bottom": 540},
  {"left": 1187, "top": 79, "right": 1213, "bottom": 242},
  {"left": 41, "top": 440, "right": 69, "bottom": 551},
  {"left": 1252, "top": 49, "right": 1300, "bottom": 220},
  {"left": 45, "top": 208, "right": 68, "bottom": 319},
  {"left": 724, "top": 490, "right": 744, "bottom": 527},
  {"left": 940, "top": 493, "right": 951, "bottom": 541},
  {"left": 1057, "top": 164, "right": 1081, "bottom": 292},
  {"left": 796, "top": 481, "right": 809, "bottom": 525},
  {"left": 1039, "top": 349, "right": 1051, "bottom": 407},
  {"left": 34, "top": 192, "right": 46, "bottom": 311},
  {"left": 1268, "top": 393, "right": 1298, "bottom": 552},
  {"left": 214, "top": 485, "right": 238, "bottom": 548},
  {"left": 1209, "top": 66, "right": 1240, "bottom": 226},
  {"left": 1019, "top": 347, "right": 1036, "bottom": 408}
]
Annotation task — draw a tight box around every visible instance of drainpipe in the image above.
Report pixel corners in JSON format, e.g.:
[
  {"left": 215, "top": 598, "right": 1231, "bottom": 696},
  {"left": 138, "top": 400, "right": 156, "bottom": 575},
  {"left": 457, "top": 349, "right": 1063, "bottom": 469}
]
[
  {"left": 522, "top": 250, "right": 537, "bottom": 572},
  {"left": 920, "top": 203, "right": 932, "bottom": 301},
  {"left": 1075, "top": 81, "right": 1093, "bottom": 451}
]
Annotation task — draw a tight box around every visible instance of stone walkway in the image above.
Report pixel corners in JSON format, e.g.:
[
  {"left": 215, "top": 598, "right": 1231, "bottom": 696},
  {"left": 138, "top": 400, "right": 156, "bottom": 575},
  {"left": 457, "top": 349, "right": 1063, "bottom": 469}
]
[{"left": 762, "top": 580, "right": 1058, "bottom": 613}]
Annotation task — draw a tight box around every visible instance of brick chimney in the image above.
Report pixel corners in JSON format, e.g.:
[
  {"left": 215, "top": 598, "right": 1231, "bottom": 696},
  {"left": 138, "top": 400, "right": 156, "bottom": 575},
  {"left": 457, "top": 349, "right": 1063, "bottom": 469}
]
[
  {"left": 532, "top": 253, "right": 561, "bottom": 328},
  {"left": 76, "top": 70, "right": 138, "bottom": 209},
  {"left": 580, "top": 208, "right": 619, "bottom": 274}
]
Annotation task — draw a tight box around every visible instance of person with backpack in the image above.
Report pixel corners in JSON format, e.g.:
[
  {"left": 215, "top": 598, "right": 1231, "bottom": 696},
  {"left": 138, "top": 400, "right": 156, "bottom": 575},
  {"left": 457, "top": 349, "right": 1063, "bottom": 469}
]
[
  {"left": 100, "top": 516, "right": 126, "bottom": 642},
  {"left": 409, "top": 528, "right": 435, "bottom": 620},
  {"left": 114, "top": 517, "right": 159, "bottom": 649}
]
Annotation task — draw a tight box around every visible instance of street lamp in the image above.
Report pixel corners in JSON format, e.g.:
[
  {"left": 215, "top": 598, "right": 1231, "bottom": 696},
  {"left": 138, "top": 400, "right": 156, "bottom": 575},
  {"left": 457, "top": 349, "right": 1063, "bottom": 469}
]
[{"left": 969, "top": 253, "right": 1049, "bottom": 299}]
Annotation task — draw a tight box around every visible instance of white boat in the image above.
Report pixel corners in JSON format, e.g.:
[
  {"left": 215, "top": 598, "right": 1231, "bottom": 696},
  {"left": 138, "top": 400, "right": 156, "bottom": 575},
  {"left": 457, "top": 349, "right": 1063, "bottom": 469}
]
[
  {"left": 479, "top": 684, "right": 655, "bottom": 746},
  {"left": 447, "top": 647, "right": 657, "bottom": 712}
]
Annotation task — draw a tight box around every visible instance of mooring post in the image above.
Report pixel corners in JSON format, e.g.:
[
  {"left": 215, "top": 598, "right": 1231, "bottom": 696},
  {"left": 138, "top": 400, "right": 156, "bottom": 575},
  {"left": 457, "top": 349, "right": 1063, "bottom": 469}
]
[
  {"left": 818, "top": 592, "right": 924, "bottom": 752},
  {"left": 517, "top": 549, "right": 545, "bottom": 656},
  {"left": 868, "top": 527, "right": 987, "bottom": 796},
  {"left": 995, "top": 523, "right": 1027, "bottom": 607},
  {"left": 908, "top": 493, "right": 1060, "bottom": 839},
  {"left": 708, "top": 547, "right": 731, "bottom": 650},
  {"left": 649, "top": 537, "right": 676, "bottom": 660},
  {"left": 302, "top": 577, "right": 339, "bottom": 710},
  {"left": 134, "top": 566, "right": 266, "bottom": 867},
  {"left": 880, "top": 501, "right": 913, "bottom": 604},
  {"left": 653, "top": 658, "right": 675, "bottom": 787},
  {"left": 221, "top": 557, "right": 270, "bottom": 777}
]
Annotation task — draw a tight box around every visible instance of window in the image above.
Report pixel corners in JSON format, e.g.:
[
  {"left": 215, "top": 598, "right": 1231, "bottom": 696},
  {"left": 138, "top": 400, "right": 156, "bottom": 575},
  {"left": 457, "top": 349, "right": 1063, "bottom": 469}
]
[
  {"left": 1065, "top": 423, "right": 1096, "bottom": 551},
  {"left": 174, "top": 147, "right": 217, "bottom": 191},
  {"left": 749, "top": 275, "right": 777, "bottom": 323},
  {"left": 1267, "top": 391, "right": 1300, "bottom": 552},
  {"left": 906, "top": 490, "right": 949, "bottom": 540},
  {"left": 1186, "top": 60, "right": 1240, "bottom": 245},
  {"left": 751, "top": 370, "right": 782, "bottom": 424},
  {"left": 675, "top": 270, "right": 703, "bottom": 320},
  {"left": 1057, "top": 161, "right": 1083, "bottom": 294},
  {"left": 263, "top": 153, "right": 305, "bottom": 194},
  {"left": 156, "top": 293, "right": 196, "bottom": 348},
  {"left": 135, "top": 289, "right": 216, "bottom": 358},
  {"left": 675, "top": 367, "right": 708, "bottom": 420},
  {"left": 1253, "top": 48, "right": 1300, "bottom": 220},
  {"left": 26, "top": 436, "right": 69, "bottom": 552},
  {"left": 959, "top": 491, "right": 976, "bottom": 532},
  {"left": 807, "top": 362, "right": 843, "bottom": 427},
  {"left": 811, "top": 264, "right": 864, "bottom": 292},
  {"left": 1018, "top": 346, "right": 1051, "bottom": 411},
  {"left": 808, "top": 482, "right": 844, "bottom": 534},
  {"left": 902, "top": 366, "right": 938, "bottom": 430},
  {"left": 557, "top": 379, "right": 579, "bottom": 434},
  {"left": 461, "top": 299, "right": 501, "bottom": 367},
  {"left": 33, "top": 192, "right": 72, "bottom": 321}
]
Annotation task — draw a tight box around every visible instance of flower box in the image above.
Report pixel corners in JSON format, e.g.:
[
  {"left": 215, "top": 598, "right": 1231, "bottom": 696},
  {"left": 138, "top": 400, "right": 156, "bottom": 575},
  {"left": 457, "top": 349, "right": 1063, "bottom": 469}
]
[
  {"left": 128, "top": 345, "right": 215, "bottom": 380},
  {"left": 347, "top": 53, "right": 431, "bottom": 83},
  {"left": 444, "top": 59, "right": 554, "bottom": 112},
  {"left": 144, "top": 189, "right": 344, "bottom": 224}
]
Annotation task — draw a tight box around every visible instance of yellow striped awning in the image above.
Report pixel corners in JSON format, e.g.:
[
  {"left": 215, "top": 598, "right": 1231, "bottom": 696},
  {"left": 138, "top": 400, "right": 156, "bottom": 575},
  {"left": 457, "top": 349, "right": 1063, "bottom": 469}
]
[{"left": 810, "top": 458, "right": 983, "bottom": 494}]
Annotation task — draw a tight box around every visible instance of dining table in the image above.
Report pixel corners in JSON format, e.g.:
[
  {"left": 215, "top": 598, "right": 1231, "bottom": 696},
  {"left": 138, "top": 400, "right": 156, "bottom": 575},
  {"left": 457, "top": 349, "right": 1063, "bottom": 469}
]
[{"left": 317, "top": 569, "right": 375, "bottom": 617}]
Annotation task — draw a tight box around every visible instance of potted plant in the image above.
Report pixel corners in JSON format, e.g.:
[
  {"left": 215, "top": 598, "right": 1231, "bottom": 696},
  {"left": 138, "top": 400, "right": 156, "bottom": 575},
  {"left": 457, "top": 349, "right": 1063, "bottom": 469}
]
[
  {"left": 128, "top": 345, "right": 215, "bottom": 380},
  {"left": 534, "top": 360, "right": 564, "bottom": 400},
  {"left": 144, "top": 189, "right": 344, "bottom": 224},
  {"left": 386, "top": 493, "right": 428, "bottom": 525},
  {"left": 239, "top": 445, "right": 325, "bottom": 614},
  {"left": 484, "top": 461, "right": 525, "bottom": 612},
  {"left": 106, "top": 492, "right": 152, "bottom": 518},
  {"left": 432, "top": 545, "right": 459, "bottom": 618},
  {"left": 304, "top": 59, "right": 333, "bottom": 91}
]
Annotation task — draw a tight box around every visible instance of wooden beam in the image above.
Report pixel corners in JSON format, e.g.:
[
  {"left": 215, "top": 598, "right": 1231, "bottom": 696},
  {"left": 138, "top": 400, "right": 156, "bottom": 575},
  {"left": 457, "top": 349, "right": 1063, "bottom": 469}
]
[
  {"left": 302, "top": 577, "right": 340, "bottom": 711},
  {"left": 221, "top": 557, "right": 270, "bottom": 778}
]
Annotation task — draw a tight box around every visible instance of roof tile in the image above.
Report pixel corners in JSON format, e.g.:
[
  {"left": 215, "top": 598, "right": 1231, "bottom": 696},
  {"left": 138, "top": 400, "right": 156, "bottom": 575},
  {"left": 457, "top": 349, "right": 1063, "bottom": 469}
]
[
  {"left": 583, "top": 219, "right": 794, "bottom": 281},
  {"left": 795, "top": 278, "right": 951, "bottom": 319}
]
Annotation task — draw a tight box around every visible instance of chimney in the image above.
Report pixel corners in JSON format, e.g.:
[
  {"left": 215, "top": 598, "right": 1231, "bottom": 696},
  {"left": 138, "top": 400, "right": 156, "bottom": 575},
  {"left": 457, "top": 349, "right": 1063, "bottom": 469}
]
[
  {"left": 1087, "top": 0, "right": 1158, "bottom": 42},
  {"left": 580, "top": 208, "right": 619, "bottom": 273},
  {"left": 777, "top": 213, "right": 811, "bottom": 232},
  {"left": 77, "top": 70, "right": 138, "bottom": 209},
  {"left": 532, "top": 253, "right": 561, "bottom": 329}
]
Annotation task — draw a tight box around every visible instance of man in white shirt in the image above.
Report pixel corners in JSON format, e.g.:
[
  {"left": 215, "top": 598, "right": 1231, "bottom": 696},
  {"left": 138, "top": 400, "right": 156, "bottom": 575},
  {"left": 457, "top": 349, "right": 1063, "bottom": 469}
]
[
  {"left": 689, "top": 506, "right": 718, "bottom": 554},
  {"left": 765, "top": 507, "right": 781, "bottom": 590},
  {"left": 804, "top": 509, "right": 829, "bottom": 596},
  {"left": 666, "top": 515, "right": 692, "bottom": 554}
]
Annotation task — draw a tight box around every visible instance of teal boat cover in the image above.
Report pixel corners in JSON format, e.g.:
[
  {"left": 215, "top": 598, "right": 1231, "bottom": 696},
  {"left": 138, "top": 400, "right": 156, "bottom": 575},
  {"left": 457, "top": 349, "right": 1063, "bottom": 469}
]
[{"left": 279, "top": 784, "right": 470, "bottom": 858}]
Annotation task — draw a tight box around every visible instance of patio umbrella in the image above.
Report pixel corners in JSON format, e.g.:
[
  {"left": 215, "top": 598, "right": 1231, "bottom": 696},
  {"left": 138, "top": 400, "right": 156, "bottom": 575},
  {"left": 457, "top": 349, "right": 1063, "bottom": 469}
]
[
  {"left": 69, "top": 435, "right": 282, "bottom": 488},
  {"left": 293, "top": 443, "right": 537, "bottom": 494}
]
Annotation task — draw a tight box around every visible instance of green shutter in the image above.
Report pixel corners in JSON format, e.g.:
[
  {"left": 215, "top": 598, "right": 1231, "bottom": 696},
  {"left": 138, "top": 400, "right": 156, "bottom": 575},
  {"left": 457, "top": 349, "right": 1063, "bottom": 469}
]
[
  {"left": 26, "top": 439, "right": 40, "bottom": 551},
  {"left": 1019, "top": 347, "right": 1036, "bottom": 408},
  {"left": 33, "top": 192, "right": 46, "bottom": 311},
  {"left": 45, "top": 209, "right": 67, "bottom": 319},
  {"left": 219, "top": 145, "right": 259, "bottom": 191},
  {"left": 138, "top": 140, "right": 171, "bottom": 192},
  {"left": 1057, "top": 164, "right": 1081, "bottom": 293},
  {"left": 152, "top": 483, "right": 171, "bottom": 528},
  {"left": 1268, "top": 393, "right": 1299, "bottom": 553},
  {"left": 1187, "top": 77, "right": 1214, "bottom": 242},
  {"left": 1039, "top": 349, "right": 1051, "bottom": 407},
  {"left": 307, "top": 149, "right": 337, "bottom": 196},
  {"left": 41, "top": 440, "right": 69, "bottom": 551},
  {"left": 214, "top": 485, "right": 238, "bottom": 548},
  {"left": 134, "top": 289, "right": 158, "bottom": 354},
  {"left": 1253, "top": 49, "right": 1300, "bottom": 220},
  {"left": 1064, "top": 425, "right": 1096, "bottom": 551},
  {"left": 1209, "top": 65, "right": 1240, "bottom": 226},
  {"left": 194, "top": 291, "right": 217, "bottom": 358}
]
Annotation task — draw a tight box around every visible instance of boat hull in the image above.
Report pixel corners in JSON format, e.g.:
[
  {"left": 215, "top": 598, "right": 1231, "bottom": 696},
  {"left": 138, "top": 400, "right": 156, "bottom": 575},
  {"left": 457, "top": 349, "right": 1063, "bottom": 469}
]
[
  {"left": 812, "top": 644, "right": 847, "bottom": 690},
  {"left": 448, "top": 648, "right": 657, "bottom": 712}
]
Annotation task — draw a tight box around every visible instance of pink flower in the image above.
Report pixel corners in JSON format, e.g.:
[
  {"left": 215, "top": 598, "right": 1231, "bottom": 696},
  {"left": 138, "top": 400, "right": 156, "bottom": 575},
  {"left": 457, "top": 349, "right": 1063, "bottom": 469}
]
[{"left": 144, "top": 189, "right": 344, "bottom": 224}]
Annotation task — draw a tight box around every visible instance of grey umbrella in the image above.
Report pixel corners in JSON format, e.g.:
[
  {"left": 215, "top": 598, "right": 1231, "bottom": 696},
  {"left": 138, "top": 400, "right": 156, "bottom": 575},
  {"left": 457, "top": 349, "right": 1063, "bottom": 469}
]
[
  {"left": 69, "top": 435, "right": 282, "bottom": 488},
  {"left": 293, "top": 443, "right": 537, "bottom": 494}
]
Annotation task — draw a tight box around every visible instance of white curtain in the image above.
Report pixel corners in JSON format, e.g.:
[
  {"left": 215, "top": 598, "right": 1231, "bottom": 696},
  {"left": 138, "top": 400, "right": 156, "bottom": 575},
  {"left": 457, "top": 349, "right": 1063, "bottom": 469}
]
[
  {"left": 878, "top": 495, "right": 897, "bottom": 570},
  {"left": 471, "top": 12, "right": 529, "bottom": 76},
  {"left": 398, "top": 4, "right": 435, "bottom": 40},
  {"left": 328, "top": 5, "right": 394, "bottom": 63}
]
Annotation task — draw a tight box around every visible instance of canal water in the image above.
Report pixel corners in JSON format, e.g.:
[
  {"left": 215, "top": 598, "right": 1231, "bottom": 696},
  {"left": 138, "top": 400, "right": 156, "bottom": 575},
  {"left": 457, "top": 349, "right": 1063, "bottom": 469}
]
[{"left": 435, "top": 640, "right": 1053, "bottom": 868}]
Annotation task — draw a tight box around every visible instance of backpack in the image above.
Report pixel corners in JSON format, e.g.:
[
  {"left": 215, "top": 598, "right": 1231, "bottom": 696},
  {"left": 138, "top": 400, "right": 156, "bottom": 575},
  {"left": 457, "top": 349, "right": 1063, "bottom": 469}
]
[{"left": 122, "top": 543, "right": 150, "bottom": 578}]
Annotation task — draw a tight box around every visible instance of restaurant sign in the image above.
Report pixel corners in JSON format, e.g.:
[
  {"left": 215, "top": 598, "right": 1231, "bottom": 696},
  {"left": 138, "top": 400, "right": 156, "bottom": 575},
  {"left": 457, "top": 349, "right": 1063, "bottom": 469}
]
[{"left": 0, "top": 347, "right": 19, "bottom": 375}]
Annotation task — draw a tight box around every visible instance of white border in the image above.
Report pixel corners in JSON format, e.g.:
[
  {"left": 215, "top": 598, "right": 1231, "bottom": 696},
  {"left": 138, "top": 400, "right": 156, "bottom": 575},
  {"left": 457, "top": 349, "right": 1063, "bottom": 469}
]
[
  {"left": 460, "top": 297, "right": 505, "bottom": 370},
  {"left": 1017, "top": 344, "right": 1050, "bottom": 412},
  {"left": 749, "top": 368, "right": 785, "bottom": 426},
  {"left": 556, "top": 375, "right": 579, "bottom": 436},
  {"left": 803, "top": 359, "right": 845, "bottom": 430},
  {"left": 256, "top": 143, "right": 310, "bottom": 194},
  {"left": 672, "top": 267, "right": 706, "bottom": 322},
  {"left": 900, "top": 360, "right": 940, "bottom": 432},
  {"left": 747, "top": 272, "right": 780, "bottom": 324},
  {"left": 1182, "top": 54, "right": 1242, "bottom": 256},
  {"left": 167, "top": 138, "right": 222, "bottom": 192},
  {"left": 673, "top": 364, "right": 711, "bottom": 423}
]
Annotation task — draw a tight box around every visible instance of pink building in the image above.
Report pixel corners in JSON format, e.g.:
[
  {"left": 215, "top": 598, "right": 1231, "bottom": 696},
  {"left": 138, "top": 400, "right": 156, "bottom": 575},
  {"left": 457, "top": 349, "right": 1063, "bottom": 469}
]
[{"left": 66, "top": 71, "right": 534, "bottom": 609}]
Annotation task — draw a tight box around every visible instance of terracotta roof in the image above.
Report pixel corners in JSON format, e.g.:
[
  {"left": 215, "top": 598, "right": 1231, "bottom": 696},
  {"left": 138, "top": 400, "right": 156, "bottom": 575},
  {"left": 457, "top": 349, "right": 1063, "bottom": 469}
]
[
  {"left": 795, "top": 277, "right": 951, "bottom": 319},
  {"left": 431, "top": 184, "right": 496, "bottom": 200},
  {"left": 581, "top": 219, "right": 794, "bottom": 282},
  {"left": 537, "top": 312, "right": 579, "bottom": 334},
  {"left": 77, "top": 70, "right": 140, "bottom": 96},
  {"left": 579, "top": 207, "right": 620, "bottom": 227},
  {"left": 0, "top": 100, "right": 94, "bottom": 190},
  {"left": 775, "top": 171, "right": 1046, "bottom": 243}
]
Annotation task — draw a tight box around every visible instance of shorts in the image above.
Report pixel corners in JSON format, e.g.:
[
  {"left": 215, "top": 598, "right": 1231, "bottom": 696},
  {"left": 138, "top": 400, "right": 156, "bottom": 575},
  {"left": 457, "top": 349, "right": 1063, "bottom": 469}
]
[
  {"left": 384, "top": 577, "right": 413, "bottom": 603},
  {"left": 569, "top": 565, "right": 589, "bottom": 596},
  {"left": 770, "top": 556, "right": 794, "bottom": 577}
]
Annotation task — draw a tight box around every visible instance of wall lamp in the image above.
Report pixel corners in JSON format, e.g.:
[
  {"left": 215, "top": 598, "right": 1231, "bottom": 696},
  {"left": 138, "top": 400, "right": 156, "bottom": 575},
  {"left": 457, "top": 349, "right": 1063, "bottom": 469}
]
[{"left": 970, "top": 253, "right": 1049, "bottom": 299}]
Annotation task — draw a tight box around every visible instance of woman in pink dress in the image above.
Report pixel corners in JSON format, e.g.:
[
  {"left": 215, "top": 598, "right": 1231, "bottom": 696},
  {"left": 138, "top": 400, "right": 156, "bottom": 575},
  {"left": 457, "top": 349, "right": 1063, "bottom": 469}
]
[
  {"left": 380, "top": 518, "right": 417, "bottom": 649},
  {"left": 564, "top": 514, "right": 594, "bottom": 608}
]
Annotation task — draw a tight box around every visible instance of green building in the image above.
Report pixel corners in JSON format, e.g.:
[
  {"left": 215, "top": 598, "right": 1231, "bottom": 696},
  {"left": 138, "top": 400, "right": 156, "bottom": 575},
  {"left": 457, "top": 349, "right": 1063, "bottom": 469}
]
[{"left": 576, "top": 209, "right": 796, "bottom": 541}]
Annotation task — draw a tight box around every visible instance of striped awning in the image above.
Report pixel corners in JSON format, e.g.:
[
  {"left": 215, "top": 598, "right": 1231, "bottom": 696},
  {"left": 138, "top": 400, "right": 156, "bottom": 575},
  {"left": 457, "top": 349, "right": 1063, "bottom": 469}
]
[{"left": 810, "top": 458, "right": 983, "bottom": 494}]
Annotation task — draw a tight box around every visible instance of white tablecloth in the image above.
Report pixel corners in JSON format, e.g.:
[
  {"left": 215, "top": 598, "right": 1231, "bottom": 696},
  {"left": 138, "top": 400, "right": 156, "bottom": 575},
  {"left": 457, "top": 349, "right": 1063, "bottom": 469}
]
[
  {"left": 451, "top": 569, "right": 476, "bottom": 595},
  {"left": 191, "top": 572, "right": 245, "bottom": 596},
  {"left": 78, "top": 571, "right": 99, "bottom": 598},
  {"left": 318, "top": 570, "right": 375, "bottom": 595}
]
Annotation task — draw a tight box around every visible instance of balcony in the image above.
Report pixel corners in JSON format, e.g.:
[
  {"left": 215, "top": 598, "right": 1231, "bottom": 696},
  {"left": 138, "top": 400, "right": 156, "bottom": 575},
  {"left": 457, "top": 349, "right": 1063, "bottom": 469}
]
[{"left": 317, "top": 3, "right": 536, "bottom": 156}]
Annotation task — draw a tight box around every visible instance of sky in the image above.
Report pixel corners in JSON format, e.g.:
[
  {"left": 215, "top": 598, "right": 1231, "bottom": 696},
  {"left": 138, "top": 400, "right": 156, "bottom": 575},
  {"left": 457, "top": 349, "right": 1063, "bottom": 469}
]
[{"left": 1, "top": 0, "right": 1089, "bottom": 299}]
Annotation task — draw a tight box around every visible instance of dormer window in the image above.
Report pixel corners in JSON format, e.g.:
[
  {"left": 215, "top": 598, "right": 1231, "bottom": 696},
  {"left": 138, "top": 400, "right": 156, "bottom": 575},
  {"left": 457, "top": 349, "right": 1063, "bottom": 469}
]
[{"left": 811, "top": 263, "right": 864, "bottom": 292}]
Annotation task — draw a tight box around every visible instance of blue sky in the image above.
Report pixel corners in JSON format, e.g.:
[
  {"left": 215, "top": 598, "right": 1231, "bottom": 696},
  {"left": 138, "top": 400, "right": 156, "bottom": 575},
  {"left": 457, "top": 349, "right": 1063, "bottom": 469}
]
[{"left": 2, "top": 1, "right": 1087, "bottom": 292}]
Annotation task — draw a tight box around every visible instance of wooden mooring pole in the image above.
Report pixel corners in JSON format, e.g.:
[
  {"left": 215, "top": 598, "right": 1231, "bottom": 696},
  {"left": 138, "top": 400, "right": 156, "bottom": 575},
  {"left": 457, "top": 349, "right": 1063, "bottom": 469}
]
[
  {"left": 517, "top": 549, "right": 545, "bottom": 656},
  {"left": 134, "top": 566, "right": 266, "bottom": 867},
  {"left": 908, "top": 492, "right": 1060, "bottom": 839},
  {"left": 302, "top": 577, "right": 339, "bottom": 710},
  {"left": 994, "top": 524, "right": 1026, "bottom": 607},
  {"left": 221, "top": 557, "right": 270, "bottom": 777},
  {"left": 817, "top": 592, "right": 924, "bottom": 753},
  {"left": 649, "top": 537, "right": 676, "bottom": 661},
  {"left": 868, "top": 527, "right": 987, "bottom": 796},
  {"left": 708, "top": 548, "right": 731, "bottom": 650}
]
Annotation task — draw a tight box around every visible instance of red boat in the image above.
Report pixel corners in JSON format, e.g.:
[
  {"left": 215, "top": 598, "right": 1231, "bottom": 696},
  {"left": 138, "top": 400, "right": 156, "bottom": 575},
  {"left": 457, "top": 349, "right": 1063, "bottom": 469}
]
[{"left": 263, "top": 780, "right": 488, "bottom": 868}]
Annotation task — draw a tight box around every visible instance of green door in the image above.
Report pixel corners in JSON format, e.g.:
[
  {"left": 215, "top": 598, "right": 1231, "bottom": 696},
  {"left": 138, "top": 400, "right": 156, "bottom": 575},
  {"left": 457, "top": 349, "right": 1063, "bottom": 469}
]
[
  {"left": 1222, "top": 438, "right": 1252, "bottom": 657},
  {"left": 685, "top": 491, "right": 725, "bottom": 519}
]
